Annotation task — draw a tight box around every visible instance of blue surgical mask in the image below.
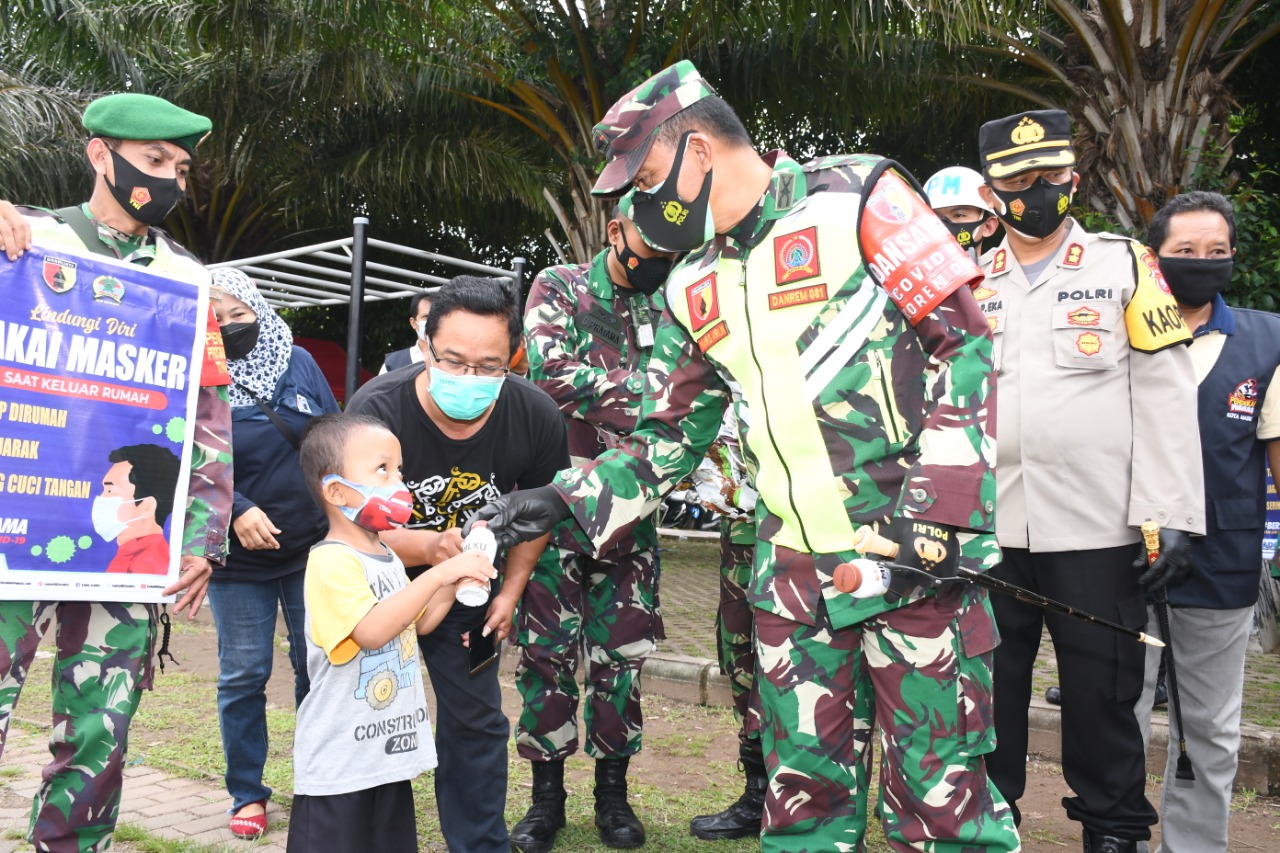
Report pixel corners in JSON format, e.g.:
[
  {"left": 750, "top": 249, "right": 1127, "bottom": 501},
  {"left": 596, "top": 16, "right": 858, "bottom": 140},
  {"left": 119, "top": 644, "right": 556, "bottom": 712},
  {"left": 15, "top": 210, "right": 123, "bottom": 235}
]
[{"left": 429, "top": 368, "right": 505, "bottom": 421}]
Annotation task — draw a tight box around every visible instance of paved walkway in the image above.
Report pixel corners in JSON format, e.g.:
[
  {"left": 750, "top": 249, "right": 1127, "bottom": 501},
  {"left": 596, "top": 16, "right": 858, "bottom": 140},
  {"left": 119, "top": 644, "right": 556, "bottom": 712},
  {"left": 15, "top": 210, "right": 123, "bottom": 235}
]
[{"left": 0, "top": 724, "right": 288, "bottom": 851}]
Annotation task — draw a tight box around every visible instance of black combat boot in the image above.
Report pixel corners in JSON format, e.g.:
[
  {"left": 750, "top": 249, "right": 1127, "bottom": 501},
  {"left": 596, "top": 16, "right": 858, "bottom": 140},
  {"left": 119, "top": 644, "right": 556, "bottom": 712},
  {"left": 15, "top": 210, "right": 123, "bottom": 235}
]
[
  {"left": 511, "top": 760, "right": 567, "bottom": 853},
  {"left": 689, "top": 739, "right": 767, "bottom": 840},
  {"left": 594, "top": 757, "right": 646, "bottom": 848},
  {"left": 1082, "top": 829, "right": 1137, "bottom": 853}
]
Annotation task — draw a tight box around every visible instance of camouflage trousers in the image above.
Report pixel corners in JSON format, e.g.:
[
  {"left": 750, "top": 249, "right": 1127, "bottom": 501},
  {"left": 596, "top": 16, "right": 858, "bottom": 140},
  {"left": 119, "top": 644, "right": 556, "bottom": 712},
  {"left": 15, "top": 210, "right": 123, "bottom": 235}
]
[
  {"left": 515, "top": 546, "right": 661, "bottom": 761},
  {"left": 0, "top": 600, "right": 156, "bottom": 853},
  {"left": 754, "top": 587, "right": 1020, "bottom": 853},
  {"left": 717, "top": 518, "right": 759, "bottom": 744}
]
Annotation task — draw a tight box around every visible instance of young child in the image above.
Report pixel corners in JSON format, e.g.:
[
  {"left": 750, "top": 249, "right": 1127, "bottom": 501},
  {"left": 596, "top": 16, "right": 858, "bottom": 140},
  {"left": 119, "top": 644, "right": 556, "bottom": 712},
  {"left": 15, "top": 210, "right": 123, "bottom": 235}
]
[{"left": 287, "top": 413, "right": 495, "bottom": 853}]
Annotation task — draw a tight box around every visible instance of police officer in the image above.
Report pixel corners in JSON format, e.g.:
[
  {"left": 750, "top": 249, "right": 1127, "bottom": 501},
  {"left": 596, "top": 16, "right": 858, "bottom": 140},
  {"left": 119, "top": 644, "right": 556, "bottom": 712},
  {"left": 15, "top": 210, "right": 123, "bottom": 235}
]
[
  {"left": 1133, "top": 191, "right": 1280, "bottom": 853},
  {"left": 472, "top": 61, "right": 1020, "bottom": 853},
  {"left": 925, "top": 166, "right": 1000, "bottom": 260},
  {"left": 512, "top": 210, "right": 673, "bottom": 852},
  {"left": 0, "top": 92, "right": 233, "bottom": 852},
  {"left": 972, "top": 109, "right": 1205, "bottom": 853}
]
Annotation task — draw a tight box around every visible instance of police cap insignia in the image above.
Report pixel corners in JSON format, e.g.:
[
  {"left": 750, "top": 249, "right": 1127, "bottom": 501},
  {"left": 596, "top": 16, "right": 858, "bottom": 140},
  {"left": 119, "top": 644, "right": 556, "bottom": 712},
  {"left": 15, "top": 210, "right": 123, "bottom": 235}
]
[{"left": 979, "top": 109, "right": 1074, "bottom": 180}]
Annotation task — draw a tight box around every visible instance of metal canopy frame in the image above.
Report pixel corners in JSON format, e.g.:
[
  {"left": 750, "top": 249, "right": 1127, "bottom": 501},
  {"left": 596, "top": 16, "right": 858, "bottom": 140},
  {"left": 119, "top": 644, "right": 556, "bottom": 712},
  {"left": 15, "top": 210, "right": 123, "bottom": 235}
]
[{"left": 208, "top": 217, "right": 526, "bottom": 401}]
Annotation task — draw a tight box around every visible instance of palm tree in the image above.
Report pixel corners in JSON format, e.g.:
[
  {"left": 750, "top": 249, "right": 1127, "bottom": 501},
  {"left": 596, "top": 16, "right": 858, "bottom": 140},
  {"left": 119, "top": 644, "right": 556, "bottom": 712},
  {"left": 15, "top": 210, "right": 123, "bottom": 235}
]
[{"left": 938, "top": 0, "right": 1280, "bottom": 229}]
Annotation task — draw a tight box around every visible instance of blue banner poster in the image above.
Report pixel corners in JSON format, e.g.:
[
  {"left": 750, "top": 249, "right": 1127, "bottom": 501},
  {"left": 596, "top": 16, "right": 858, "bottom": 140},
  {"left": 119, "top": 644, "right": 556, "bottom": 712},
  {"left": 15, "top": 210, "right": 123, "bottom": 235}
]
[{"left": 0, "top": 245, "right": 205, "bottom": 602}]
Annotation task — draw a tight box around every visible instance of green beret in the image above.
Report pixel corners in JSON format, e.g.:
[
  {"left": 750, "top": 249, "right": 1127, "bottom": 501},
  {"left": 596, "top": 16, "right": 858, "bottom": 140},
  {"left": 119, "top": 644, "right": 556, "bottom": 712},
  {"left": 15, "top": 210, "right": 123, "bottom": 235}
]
[{"left": 82, "top": 93, "right": 212, "bottom": 155}]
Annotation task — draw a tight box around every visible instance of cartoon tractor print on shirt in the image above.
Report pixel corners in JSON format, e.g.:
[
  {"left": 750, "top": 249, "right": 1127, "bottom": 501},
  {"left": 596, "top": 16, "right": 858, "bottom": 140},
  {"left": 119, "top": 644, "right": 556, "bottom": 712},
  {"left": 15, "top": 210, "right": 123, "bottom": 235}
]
[{"left": 354, "top": 627, "right": 419, "bottom": 710}]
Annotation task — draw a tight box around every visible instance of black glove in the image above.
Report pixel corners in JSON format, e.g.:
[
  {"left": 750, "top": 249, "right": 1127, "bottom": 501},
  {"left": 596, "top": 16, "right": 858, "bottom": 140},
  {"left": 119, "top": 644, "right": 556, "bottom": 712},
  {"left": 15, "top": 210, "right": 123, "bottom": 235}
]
[
  {"left": 882, "top": 517, "right": 961, "bottom": 603},
  {"left": 465, "top": 485, "right": 571, "bottom": 550},
  {"left": 1136, "top": 528, "right": 1193, "bottom": 593}
]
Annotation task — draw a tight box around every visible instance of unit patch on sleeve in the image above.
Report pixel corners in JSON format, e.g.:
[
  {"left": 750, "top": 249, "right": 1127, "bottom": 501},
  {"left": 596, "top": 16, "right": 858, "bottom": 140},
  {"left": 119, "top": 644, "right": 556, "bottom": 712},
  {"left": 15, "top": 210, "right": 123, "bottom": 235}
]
[
  {"left": 1124, "top": 243, "right": 1191, "bottom": 352},
  {"left": 773, "top": 226, "right": 821, "bottom": 285},
  {"left": 686, "top": 273, "right": 721, "bottom": 333},
  {"left": 1228, "top": 378, "right": 1259, "bottom": 421}
]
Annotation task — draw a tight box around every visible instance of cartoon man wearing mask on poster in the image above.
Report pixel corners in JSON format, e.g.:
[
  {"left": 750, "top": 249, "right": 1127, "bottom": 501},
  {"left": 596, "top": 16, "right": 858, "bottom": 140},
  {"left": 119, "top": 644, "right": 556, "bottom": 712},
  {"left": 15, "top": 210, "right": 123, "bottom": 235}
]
[{"left": 96, "top": 443, "right": 182, "bottom": 574}]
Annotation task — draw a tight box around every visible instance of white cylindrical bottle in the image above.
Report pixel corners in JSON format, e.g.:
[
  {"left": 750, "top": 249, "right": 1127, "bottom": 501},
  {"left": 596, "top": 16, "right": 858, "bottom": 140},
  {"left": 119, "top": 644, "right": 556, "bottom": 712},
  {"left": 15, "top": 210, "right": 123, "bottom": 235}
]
[{"left": 457, "top": 527, "right": 497, "bottom": 606}]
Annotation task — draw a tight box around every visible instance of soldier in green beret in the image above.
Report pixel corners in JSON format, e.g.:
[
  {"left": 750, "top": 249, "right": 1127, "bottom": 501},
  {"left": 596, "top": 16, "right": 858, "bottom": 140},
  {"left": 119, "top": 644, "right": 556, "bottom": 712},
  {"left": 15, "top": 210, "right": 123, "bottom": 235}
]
[{"left": 0, "top": 93, "right": 234, "bottom": 853}]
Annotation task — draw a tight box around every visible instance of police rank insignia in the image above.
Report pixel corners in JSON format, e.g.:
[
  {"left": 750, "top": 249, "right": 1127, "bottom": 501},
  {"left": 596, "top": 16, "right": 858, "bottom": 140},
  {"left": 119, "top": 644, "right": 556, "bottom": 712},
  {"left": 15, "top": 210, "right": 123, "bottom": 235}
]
[
  {"left": 1228, "top": 378, "right": 1259, "bottom": 421},
  {"left": 1076, "top": 332, "right": 1102, "bottom": 356},
  {"left": 991, "top": 249, "right": 1008, "bottom": 275},
  {"left": 92, "top": 275, "right": 125, "bottom": 304},
  {"left": 773, "top": 227, "right": 820, "bottom": 285},
  {"left": 1064, "top": 243, "right": 1084, "bottom": 267},
  {"left": 686, "top": 273, "right": 720, "bottom": 332},
  {"left": 41, "top": 256, "right": 76, "bottom": 293},
  {"left": 1066, "top": 306, "right": 1100, "bottom": 326}
]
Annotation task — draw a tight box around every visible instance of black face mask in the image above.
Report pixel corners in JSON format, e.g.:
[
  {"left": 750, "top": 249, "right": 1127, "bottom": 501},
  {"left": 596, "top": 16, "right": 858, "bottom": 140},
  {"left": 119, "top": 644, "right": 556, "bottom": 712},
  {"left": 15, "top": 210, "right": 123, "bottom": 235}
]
[
  {"left": 104, "top": 149, "right": 184, "bottom": 227},
  {"left": 992, "top": 177, "right": 1072, "bottom": 240},
  {"left": 613, "top": 232, "right": 674, "bottom": 296},
  {"left": 941, "top": 217, "right": 979, "bottom": 252},
  {"left": 221, "top": 320, "right": 261, "bottom": 360},
  {"left": 625, "top": 131, "right": 715, "bottom": 253},
  {"left": 1158, "top": 256, "right": 1233, "bottom": 308}
]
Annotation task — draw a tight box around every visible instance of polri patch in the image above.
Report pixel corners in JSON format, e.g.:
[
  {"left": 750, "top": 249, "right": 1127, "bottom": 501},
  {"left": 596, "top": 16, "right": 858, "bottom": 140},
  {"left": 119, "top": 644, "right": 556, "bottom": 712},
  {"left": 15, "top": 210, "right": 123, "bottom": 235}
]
[
  {"left": 686, "top": 273, "right": 720, "bottom": 333},
  {"left": 773, "top": 226, "right": 820, "bottom": 285}
]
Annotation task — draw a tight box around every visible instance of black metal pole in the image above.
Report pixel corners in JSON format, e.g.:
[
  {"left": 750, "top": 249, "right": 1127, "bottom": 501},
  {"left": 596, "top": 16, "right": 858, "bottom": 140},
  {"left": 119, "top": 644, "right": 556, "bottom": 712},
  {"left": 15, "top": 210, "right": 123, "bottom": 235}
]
[{"left": 345, "top": 216, "right": 369, "bottom": 405}]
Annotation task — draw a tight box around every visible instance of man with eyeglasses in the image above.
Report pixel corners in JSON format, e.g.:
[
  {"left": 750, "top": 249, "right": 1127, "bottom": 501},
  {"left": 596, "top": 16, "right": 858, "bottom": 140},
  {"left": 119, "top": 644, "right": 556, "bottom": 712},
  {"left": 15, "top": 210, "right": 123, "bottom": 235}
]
[
  {"left": 972, "top": 110, "right": 1204, "bottom": 853},
  {"left": 346, "top": 275, "right": 569, "bottom": 853}
]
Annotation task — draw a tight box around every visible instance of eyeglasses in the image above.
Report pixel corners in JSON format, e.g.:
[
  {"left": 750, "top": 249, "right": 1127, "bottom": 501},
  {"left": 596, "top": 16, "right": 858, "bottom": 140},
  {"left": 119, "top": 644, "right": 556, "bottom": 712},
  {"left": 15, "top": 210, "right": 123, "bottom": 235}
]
[{"left": 427, "top": 339, "right": 510, "bottom": 378}]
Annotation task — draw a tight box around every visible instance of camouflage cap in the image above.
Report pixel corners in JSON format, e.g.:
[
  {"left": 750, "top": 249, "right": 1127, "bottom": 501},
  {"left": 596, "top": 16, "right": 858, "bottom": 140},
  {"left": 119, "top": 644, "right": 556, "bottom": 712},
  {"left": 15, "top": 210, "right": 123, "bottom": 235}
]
[
  {"left": 591, "top": 60, "right": 716, "bottom": 196},
  {"left": 978, "top": 109, "right": 1074, "bottom": 180},
  {"left": 83, "top": 93, "right": 212, "bottom": 156}
]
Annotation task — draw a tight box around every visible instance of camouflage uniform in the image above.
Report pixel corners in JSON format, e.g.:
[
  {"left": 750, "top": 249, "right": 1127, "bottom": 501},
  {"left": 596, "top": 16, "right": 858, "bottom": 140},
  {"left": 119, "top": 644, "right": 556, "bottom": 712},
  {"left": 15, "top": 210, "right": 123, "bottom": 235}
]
[
  {"left": 692, "top": 415, "right": 760, "bottom": 740},
  {"left": 555, "top": 152, "right": 1019, "bottom": 851},
  {"left": 0, "top": 206, "right": 232, "bottom": 853},
  {"left": 518, "top": 250, "right": 665, "bottom": 761}
]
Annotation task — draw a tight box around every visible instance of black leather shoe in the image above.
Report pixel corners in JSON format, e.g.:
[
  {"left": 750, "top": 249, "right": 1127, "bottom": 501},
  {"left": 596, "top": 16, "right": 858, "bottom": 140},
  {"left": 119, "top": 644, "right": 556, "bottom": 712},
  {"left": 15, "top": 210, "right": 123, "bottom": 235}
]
[
  {"left": 511, "top": 760, "right": 567, "bottom": 853},
  {"left": 1045, "top": 685, "right": 1062, "bottom": 705},
  {"left": 595, "top": 757, "right": 646, "bottom": 848},
  {"left": 1083, "top": 829, "right": 1137, "bottom": 853},
  {"left": 690, "top": 740, "right": 766, "bottom": 840},
  {"left": 1153, "top": 677, "right": 1168, "bottom": 708}
]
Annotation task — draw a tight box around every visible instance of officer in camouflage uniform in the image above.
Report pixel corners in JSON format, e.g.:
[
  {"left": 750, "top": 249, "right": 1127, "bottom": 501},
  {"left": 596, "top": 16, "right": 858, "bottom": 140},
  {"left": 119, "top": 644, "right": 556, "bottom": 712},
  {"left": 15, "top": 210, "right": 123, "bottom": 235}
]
[
  {"left": 513, "top": 210, "right": 673, "bottom": 852},
  {"left": 472, "top": 62, "right": 1020, "bottom": 853},
  {"left": 0, "top": 93, "right": 233, "bottom": 853},
  {"left": 687, "top": 412, "right": 766, "bottom": 840}
]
